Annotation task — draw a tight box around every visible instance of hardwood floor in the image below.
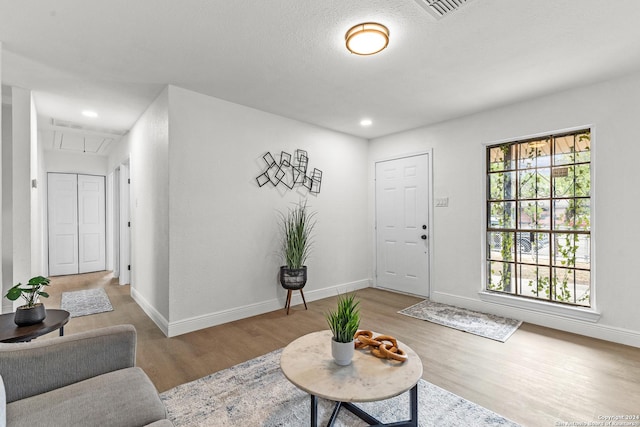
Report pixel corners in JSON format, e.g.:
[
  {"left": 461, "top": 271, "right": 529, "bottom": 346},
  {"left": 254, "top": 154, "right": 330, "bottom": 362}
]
[{"left": 43, "top": 271, "right": 640, "bottom": 427}]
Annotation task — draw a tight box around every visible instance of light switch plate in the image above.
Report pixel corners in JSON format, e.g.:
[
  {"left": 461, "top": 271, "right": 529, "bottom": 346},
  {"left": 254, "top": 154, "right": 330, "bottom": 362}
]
[{"left": 435, "top": 197, "right": 449, "bottom": 207}]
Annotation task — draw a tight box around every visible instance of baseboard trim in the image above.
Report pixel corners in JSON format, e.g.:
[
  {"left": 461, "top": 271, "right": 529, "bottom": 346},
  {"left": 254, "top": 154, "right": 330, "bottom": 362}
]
[
  {"left": 432, "top": 291, "right": 640, "bottom": 348},
  {"left": 130, "top": 287, "right": 170, "bottom": 336},
  {"left": 165, "top": 279, "right": 371, "bottom": 337}
]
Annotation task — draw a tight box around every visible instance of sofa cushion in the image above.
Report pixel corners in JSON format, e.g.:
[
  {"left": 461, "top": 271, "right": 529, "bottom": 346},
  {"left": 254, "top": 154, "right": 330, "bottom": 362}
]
[
  {"left": 0, "top": 324, "right": 137, "bottom": 403},
  {"left": 6, "top": 367, "right": 167, "bottom": 427},
  {"left": 0, "top": 374, "right": 6, "bottom": 427}
]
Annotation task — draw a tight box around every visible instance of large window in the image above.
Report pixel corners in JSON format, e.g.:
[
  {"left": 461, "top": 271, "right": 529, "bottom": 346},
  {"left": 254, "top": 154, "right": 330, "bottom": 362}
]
[{"left": 486, "top": 129, "right": 591, "bottom": 307}]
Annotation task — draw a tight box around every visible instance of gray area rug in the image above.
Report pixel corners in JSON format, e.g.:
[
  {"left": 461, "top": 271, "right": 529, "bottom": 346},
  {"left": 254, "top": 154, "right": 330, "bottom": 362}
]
[
  {"left": 161, "top": 349, "right": 520, "bottom": 427},
  {"left": 398, "top": 300, "right": 522, "bottom": 342},
  {"left": 60, "top": 288, "right": 113, "bottom": 317}
]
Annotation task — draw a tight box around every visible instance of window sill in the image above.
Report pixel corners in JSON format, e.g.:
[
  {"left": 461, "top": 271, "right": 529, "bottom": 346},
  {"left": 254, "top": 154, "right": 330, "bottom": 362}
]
[{"left": 478, "top": 291, "right": 601, "bottom": 323}]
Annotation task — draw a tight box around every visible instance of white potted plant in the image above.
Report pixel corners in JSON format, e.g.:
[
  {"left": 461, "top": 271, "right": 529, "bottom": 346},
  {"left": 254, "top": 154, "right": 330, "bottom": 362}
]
[{"left": 326, "top": 293, "right": 360, "bottom": 365}]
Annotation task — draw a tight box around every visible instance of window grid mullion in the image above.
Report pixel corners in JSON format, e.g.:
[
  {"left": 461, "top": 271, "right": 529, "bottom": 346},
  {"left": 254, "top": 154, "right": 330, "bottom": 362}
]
[{"left": 486, "top": 129, "right": 591, "bottom": 307}]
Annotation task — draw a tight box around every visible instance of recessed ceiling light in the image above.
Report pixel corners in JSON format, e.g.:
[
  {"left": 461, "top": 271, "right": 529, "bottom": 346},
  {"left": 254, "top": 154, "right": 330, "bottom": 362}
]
[
  {"left": 360, "top": 119, "right": 373, "bottom": 126},
  {"left": 345, "top": 22, "right": 389, "bottom": 56},
  {"left": 82, "top": 110, "right": 98, "bottom": 118}
]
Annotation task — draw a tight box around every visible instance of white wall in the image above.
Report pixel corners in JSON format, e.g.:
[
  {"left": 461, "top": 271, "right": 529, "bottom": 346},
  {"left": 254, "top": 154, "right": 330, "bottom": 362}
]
[
  {"left": 107, "top": 132, "right": 131, "bottom": 171},
  {"left": 124, "top": 87, "right": 171, "bottom": 327},
  {"left": 1, "top": 103, "right": 10, "bottom": 312},
  {"left": 44, "top": 150, "right": 108, "bottom": 176},
  {"left": 1, "top": 87, "right": 45, "bottom": 304},
  {"left": 110, "top": 84, "right": 371, "bottom": 336},
  {"left": 30, "top": 95, "right": 43, "bottom": 276},
  {"left": 166, "top": 85, "right": 369, "bottom": 335},
  {"left": 369, "top": 71, "right": 640, "bottom": 347},
  {"left": 37, "top": 133, "right": 46, "bottom": 274},
  {"left": 0, "top": 45, "right": 3, "bottom": 312},
  {"left": 11, "top": 88, "right": 32, "bottom": 288}
]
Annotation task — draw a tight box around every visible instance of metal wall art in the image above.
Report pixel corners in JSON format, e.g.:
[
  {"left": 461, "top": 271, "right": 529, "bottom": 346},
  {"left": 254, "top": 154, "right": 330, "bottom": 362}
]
[{"left": 256, "top": 149, "right": 322, "bottom": 194}]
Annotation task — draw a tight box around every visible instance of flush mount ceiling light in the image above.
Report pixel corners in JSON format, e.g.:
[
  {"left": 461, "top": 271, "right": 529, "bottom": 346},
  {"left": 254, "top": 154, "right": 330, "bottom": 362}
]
[
  {"left": 345, "top": 22, "right": 389, "bottom": 56},
  {"left": 360, "top": 119, "right": 373, "bottom": 126},
  {"left": 82, "top": 110, "right": 98, "bottom": 118}
]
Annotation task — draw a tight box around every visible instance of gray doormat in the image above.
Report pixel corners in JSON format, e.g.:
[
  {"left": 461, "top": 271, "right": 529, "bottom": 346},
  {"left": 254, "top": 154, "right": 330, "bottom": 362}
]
[
  {"left": 161, "top": 348, "right": 520, "bottom": 427},
  {"left": 398, "top": 300, "right": 522, "bottom": 342},
  {"left": 60, "top": 288, "right": 113, "bottom": 317}
]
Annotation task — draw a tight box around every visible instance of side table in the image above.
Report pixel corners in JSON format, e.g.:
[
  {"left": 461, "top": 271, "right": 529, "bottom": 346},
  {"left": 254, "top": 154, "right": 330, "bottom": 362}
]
[
  {"left": 281, "top": 330, "right": 423, "bottom": 426},
  {"left": 0, "top": 309, "right": 71, "bottom": 343}
]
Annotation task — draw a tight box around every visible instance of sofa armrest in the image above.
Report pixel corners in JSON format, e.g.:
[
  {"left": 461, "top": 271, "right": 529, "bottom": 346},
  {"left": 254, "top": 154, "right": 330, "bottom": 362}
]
[{"left": 0, "top": 324, "right": 137, "bottom": 403}]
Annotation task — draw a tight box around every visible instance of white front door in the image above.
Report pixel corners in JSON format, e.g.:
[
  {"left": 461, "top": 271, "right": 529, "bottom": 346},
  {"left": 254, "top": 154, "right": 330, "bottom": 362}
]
[
  {"left": 48, "top": 173, "right": 106, "bottom": 276},
  {"left": 78, "top": 175, "right": 106, "bottom": 273},
  {"left": 375, "top": 154, "right": 430, "bottom": 297},
  {"left": 48, "top": 173, "right": 79, "bottom": 276}
]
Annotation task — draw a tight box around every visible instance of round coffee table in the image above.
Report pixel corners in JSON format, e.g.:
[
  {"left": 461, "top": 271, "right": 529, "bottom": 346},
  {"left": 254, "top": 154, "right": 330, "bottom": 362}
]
[
  {"left": 280, "top": 330, "right": 423, "bottom": 426},
  {"left": 0, "top": 309, "right": 71, "bottom": 343}
]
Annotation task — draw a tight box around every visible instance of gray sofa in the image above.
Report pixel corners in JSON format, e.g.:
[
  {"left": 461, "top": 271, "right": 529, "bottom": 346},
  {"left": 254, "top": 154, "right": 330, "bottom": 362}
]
[{"left": 0, "top": 324, "right": 173, "bottom": 427}]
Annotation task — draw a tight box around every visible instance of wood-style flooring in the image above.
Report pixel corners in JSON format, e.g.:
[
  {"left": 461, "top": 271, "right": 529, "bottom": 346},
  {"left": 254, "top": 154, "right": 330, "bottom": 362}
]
[{"left": 42, "top": 271, "right": 640, "bottom": 427}]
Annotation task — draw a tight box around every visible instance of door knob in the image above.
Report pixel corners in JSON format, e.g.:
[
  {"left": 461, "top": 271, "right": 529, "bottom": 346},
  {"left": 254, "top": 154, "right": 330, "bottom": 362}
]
[{"left": 421, "top": 235, "right": 427, "bottom": 240}]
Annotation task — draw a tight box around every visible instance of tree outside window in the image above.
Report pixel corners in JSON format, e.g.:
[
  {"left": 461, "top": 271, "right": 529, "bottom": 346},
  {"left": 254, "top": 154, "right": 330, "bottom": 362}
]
[{"left": 486, "top": 129, "right": 591, "bottom": 307}]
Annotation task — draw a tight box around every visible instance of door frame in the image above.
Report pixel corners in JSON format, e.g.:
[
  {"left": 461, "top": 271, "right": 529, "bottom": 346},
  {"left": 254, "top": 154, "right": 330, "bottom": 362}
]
[
  {"left": 373, "top": 150, "right": 434, "bottom": 298},
  {"left": 109, "top": 159, "right": 131, "bottom": 286},
  {"left": 116, "top": 161, "right": 131, "bottom": 286},
  {"left": 47, "top": 172, "right": 107, "bottom": 276}
]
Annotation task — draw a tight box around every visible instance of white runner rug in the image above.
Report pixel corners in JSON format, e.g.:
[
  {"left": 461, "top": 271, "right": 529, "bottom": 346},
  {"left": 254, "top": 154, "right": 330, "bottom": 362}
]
[{"left": 398, "top": 300, "right": 522, "bottom": 342}]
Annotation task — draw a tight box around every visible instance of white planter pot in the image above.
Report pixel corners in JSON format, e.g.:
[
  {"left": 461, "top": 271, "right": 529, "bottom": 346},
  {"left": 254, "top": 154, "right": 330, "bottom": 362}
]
[{"left": 331, "top": 338, "right": 355, "bottom": 366}]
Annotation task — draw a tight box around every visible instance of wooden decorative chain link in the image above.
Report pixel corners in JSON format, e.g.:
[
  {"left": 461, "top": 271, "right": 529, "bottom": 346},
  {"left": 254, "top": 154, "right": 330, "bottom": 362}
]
[{"left": 354, "top": 330, "right": 408, "bottom": 363}]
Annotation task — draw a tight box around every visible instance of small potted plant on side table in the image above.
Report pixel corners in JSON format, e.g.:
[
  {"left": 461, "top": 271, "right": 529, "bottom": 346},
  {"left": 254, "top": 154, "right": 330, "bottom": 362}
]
[
  {"left": 5, "top": 276, "right": 51, "bottom": 326},
  {"left": 326, "top": 293, "right": 360, "bottom": 366}
]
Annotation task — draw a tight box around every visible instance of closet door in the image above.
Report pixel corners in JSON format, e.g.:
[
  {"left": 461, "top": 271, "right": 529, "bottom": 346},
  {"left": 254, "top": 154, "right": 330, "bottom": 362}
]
[
  {"left": 78, "top": 175, "right": 106, "bottom": 273},
  {"left": 48, "top": 173, "right": 79, "bottom": 276},
  {"left": 48, "top": 173, "right": 106, "bottom": 276}
]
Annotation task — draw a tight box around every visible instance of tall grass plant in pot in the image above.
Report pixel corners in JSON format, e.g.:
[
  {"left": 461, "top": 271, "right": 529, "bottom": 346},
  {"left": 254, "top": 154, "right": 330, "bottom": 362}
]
[
  {"left": 279, "top": 201, "right": 316, "bottom": 314},
  {"left": 326, "top": 293, "right": 360, "bottom": 365}
]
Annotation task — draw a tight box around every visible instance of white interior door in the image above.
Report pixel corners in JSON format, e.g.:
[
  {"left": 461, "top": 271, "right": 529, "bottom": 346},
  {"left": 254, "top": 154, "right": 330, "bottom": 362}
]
[
  {"left": 48, "top": 173, "right": 106, "bottom": 276},
  {"left": 78, "top": 175, "right": 106, "bottom": 273},
  {"left": 48, "top": 173, "right": 79, "bottom": 276},
  {"left": 375, "top": 154, "right": 430, "bottom": 297}
]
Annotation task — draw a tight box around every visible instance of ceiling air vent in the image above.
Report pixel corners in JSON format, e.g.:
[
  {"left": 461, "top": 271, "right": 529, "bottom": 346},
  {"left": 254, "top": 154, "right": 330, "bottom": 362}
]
[{"left": 414, "top": 0, "right": 474, "bottom": 19}]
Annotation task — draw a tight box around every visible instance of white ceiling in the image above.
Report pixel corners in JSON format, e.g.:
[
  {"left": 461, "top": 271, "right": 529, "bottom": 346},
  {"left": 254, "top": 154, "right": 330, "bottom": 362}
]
[{"left": 2, "top": 0, "right": 640, "bottom": 149}]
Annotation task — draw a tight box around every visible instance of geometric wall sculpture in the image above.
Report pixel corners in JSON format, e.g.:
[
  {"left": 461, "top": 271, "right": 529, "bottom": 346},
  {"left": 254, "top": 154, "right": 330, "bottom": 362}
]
[{"left": 256, "top": 149, "right": 322, "bottom": 194}]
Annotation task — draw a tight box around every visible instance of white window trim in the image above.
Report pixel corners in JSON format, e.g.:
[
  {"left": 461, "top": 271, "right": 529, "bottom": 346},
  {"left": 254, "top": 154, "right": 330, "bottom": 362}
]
[{"left": 478, "top": 290, "right": 601, "bottom": 323}]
